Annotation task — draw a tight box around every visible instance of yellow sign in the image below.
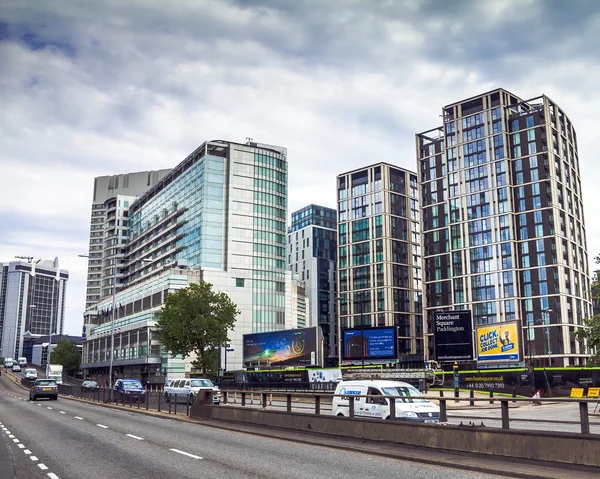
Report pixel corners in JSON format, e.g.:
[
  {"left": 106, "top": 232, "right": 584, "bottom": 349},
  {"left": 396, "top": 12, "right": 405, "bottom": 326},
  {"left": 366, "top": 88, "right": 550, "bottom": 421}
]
[
  {"left": 570, "top": 388, "right": 584, "bottom": 398},
  {"left": 587, "top": 387, "right": 600, "bottom": 398},
  {"left": 476, "top": 322, "right": 520, "bottom": 363}
]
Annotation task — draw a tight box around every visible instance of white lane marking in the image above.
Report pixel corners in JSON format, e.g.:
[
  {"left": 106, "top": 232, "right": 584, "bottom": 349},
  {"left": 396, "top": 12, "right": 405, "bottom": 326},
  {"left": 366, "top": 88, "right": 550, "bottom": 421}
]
[
  {"left": 126, "top": 434, "right": 144, "bottom": 440},
  {"left": 30, "top": 456, "right": 38, "bottom": 461},
  {"left": 18, "top": 444, "right": 24, "bottom": 449},
  {"left": 24, "top": 450, "right": 31, "bottom": 455},
  {"left": 12, "top": 439, "right": 19, "bottom": 443},
  {"left": 48, "top": 474, "right": 60, "bottom": 479},
  {"left": 169, "top": 448, "right": 203, "bottom": 460},
  {"left": 38, "top": 464, "right": 48, "bottom": 470},
  {"left": 4, "top": 431, "right": 10, "bottom": 434},
  {"left": 74, "top": 417, "right": 83, "bottom": 420},
  {"left": 47, "top": 407, "right": 53, "bottom": 410},
  {"left": 8, "top": 435, "right": 14, "bottom": 439},
  {"left": 59, "top": 411, "right": 66, "bottom": 414},
  {"left": 38, "top": 404, "right": 42, "bottom": 406},
  {"left": 96, "top": 424, "right": 108, "bottom": 429}
]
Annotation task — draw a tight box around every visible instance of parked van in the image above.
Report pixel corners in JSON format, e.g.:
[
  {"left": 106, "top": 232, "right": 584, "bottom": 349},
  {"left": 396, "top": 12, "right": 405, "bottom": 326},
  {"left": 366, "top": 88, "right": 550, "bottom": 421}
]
[{"left": 332, "top": 380, "right": 440, "bottom": 422}]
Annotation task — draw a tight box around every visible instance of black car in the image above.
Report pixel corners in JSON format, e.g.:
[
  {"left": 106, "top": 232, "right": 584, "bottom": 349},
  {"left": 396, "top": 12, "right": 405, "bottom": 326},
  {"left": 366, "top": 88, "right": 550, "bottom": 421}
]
[
  {"left": 30, "top": 379, "right": 58, "bottom": 401},
  {"left": 82, "top": 380, "right": 99, "bottom": 390},
  {"left": 113, "top": 379, "right": 146, "bottom": 402}
]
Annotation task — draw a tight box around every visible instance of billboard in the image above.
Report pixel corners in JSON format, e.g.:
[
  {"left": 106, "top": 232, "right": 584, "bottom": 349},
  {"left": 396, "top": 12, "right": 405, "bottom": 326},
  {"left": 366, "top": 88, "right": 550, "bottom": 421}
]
[
  {"left": 342, "top": 327, "right": 397, "bottom": 361},
  {"left": 476, "top": 321, "right": 521, "bottom": 363},
  {"left": 434, "top": 310, "right": 474, "bottom": 361},
  {"left": 242, "top": 327, "right": 319, "bottom": 367}
]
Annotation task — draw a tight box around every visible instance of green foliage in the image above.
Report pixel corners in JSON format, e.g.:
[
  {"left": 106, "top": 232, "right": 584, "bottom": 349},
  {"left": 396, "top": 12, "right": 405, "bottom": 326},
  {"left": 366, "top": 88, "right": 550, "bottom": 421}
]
[
  {"left": 0, "top": 357, "right": 4, "bottom": 365},
  {"left": 157, "top": 282, "right": 239, "bottom": 375},
  {"left": 49, "top": 339, "right": 81, "bottom": 375},
  {"left": 575, "top": 257, "right": 600, "bottom": 365}
]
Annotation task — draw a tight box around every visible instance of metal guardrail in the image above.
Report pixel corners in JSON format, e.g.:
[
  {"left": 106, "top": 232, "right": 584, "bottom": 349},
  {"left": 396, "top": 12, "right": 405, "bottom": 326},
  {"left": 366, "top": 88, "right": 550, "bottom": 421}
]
[{"left": 55, "top": 384, "right": 600, "bottom": 435}]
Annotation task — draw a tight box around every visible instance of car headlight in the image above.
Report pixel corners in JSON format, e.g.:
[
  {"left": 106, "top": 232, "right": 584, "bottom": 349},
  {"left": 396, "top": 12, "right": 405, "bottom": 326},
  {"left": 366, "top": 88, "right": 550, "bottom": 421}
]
[{"left": 403, "top": 411, "right": 418, "bottom": 418}]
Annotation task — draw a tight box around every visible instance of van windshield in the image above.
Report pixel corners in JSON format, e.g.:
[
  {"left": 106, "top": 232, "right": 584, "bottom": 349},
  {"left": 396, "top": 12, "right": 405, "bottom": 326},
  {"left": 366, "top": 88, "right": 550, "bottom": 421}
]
[{"left": 381, "top": 385, "right": 428, "bottom": 403}]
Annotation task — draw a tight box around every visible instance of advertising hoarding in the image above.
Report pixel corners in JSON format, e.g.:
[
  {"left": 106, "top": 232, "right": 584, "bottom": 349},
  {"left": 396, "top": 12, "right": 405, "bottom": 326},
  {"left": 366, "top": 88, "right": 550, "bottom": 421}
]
[
  {"left": 434, "top": 310, "right": 474, "bottom": 361},
  {"left": 242, "top": 327, "right": 319, "bottom": 367},
  {"left": 342, "top": 327, "right": 397, "bottom": 361},
  {"left": 476, "top": 321, "right": 521, "bottom": 363}
]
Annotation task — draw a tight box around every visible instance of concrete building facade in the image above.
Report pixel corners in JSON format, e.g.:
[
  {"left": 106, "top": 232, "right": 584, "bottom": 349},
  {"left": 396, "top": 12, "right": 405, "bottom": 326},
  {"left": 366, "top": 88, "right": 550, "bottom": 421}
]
[{"left": 85, "top": 170, "right": 172, "bottom": 309}]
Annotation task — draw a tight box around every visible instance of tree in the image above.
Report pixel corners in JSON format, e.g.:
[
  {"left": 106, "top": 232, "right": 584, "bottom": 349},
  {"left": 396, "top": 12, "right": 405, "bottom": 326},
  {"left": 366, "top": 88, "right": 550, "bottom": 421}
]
[
  {"left": 574, "top": 259, "right": 600, "bottom": 365},
  {"left": 49, "top": 339, "right": 81, "bottom": 375},
  {"left": 157, "top": 282, "right": 239, "bottom": 375}
]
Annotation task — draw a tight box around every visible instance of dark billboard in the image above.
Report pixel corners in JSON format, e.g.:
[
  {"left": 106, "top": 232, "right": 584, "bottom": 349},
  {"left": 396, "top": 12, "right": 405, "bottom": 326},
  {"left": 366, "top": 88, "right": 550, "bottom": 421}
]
[
  {"left": 434, "top": 310, "right": 474, "bottom": 361},
  {"left": 342, "top": 327, "right": 397, "bottom": 361},
  {"left": 242, "top": 327, "right": 319, "bottom": 367}
]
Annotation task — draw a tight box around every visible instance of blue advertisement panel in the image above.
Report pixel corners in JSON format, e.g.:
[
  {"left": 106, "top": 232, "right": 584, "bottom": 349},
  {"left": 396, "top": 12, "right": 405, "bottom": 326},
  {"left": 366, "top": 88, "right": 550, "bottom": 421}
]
[
  {"left": 242, "top": 327, "right": 319, "bottom": 367},
  {"left": 342, "top": 327, "right": 397, "bottom": 360}
]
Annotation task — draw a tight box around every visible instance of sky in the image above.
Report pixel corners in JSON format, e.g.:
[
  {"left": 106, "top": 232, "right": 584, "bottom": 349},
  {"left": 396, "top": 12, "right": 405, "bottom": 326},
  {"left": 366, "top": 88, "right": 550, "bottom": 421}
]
[{"left": 1, "top": 0, "right": 599, "bottom": 336}]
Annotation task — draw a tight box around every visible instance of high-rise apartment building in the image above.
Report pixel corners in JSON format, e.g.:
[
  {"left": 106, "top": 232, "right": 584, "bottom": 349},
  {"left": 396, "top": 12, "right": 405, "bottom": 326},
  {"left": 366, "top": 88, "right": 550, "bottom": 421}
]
[
  {"left": 337, "top": 164, "right": 423, "bottom": 368},
  {"left": 288, "top": 204, "right": 338, "bottom": 365},
  {"left": 85, "top": 170, "right": 172, "bottom": 309},
  {"left": 0, "top": 259, "right": 68, "bottom": 360},
  {"left": 417, "top": 88, "right": 592, "bottom": 367},
  {"left": 81, "top": 140, "right": 292, "bottom": 383}
]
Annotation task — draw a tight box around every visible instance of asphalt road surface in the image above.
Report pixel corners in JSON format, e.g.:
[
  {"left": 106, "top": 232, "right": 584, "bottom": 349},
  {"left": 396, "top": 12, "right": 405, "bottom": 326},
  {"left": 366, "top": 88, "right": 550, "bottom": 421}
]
[{"left": 0, "top": 376, "right": 508, "bottom": 479}]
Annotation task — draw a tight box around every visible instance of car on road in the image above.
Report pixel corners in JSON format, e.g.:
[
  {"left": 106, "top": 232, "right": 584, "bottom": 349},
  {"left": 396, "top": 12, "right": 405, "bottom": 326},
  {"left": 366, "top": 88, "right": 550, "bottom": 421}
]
[
  {"left": 11, "top": 364, "right": 21, "bottom": 372},
  {"left": 164, "top": 378, "right": 221, "bottom": 404},
  {"left": 113, "top": 379, "right": 146, "bottom": 402},
  {"left": 24, "top": 368, "right": 38, "bottom": 380},
  {"left": 332, "top": 380, "right": 441, "bottom": 422},
  {"left": 82, "top": 380, "right": 99, "bottom": 390},
  {"left": 30, "top": 379, "right": 58, "bottom": 401},
  {"left": 4, "top": 359, "right": 14, "bottom": 369}
]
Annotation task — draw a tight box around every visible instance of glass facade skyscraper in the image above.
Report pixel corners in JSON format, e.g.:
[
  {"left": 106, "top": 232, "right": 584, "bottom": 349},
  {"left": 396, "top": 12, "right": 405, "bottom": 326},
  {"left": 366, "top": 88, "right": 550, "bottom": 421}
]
[
  {"left": 81, "top": 140, "right": 291, "bottom": 382},
  {"left": 288, "top": 204, "right": 338, "bottom": 365},
  {"left": 417, "top": 88, "right": 592, "bottom": 367},
  {"left": 337, "top": 164, "right": 423, "bottom": 367},
  {"left": 0, "top": 259, "right": 68, "bottom": 360}
]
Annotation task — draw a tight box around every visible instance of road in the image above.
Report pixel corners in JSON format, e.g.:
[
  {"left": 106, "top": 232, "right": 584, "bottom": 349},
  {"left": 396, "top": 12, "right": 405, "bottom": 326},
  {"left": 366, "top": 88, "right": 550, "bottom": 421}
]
[{"left": 0, "top": 376, "right": 505, "bottom": 479}]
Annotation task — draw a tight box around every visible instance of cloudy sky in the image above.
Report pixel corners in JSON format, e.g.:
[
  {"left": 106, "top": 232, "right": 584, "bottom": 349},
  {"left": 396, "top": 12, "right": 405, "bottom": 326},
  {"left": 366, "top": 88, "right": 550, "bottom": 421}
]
[{"left": 1, "top": 0, "right": 599, "bottom": 335}]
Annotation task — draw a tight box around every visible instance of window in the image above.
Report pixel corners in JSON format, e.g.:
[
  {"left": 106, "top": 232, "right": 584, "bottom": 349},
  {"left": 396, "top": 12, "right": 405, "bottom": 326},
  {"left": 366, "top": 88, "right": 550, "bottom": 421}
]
[{"left": 236, "top": 278, "right": 245, "bottom": 287}]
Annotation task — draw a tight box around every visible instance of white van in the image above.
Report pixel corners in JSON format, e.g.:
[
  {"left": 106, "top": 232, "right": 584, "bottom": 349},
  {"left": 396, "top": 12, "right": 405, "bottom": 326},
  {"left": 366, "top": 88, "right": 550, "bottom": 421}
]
[
  {"left": 164, "top": 378, "right": 221, "bottom": 404},
  {"left": 4, "top": 358, "right": 14, "bottom": 369},
  {"left": 18, "top": 357, "right": 27, "bottom": 367},
  {"left": 332, "top": 380, "right": 440, "bottom": 423}
]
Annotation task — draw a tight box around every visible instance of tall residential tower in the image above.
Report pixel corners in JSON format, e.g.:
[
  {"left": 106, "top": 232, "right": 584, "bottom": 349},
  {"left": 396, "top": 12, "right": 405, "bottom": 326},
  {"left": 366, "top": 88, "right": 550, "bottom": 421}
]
[
  {"left": 417, "top": 88, "right": 592, "bottom": 367},
  {"left": 337, "top": 164, "right": 423, "bottom": 367}
]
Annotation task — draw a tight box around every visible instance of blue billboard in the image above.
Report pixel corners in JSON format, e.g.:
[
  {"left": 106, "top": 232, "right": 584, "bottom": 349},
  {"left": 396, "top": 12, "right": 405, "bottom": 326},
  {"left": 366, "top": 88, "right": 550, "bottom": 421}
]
[{"left": 342, "top": 327, "right": 397, "bottom": 360}]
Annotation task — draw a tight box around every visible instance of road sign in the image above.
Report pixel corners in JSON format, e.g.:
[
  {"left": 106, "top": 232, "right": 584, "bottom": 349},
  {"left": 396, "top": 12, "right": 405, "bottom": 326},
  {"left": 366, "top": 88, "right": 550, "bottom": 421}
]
[{"left": 226, "top": 348, "right": 235, "bottom": 352}]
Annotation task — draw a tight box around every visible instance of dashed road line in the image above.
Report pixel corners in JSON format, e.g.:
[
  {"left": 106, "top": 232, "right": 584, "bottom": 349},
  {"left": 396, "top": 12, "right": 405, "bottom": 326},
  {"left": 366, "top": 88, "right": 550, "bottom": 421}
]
[
  {"left": 59, "top": 411, "right": 66, "bottom": 414},
  {"left": 18, "top": 444, "right": 24, "bottom": 449},
  {"left": 126, "top": 434, "right": 144, "bottom": 440},
  {"left": 38, "top": 463, "right": 48, "bottom": 470},
  {"left": 47, "top": 407, "right": 53, "bottom": 410},
  {"left": 12, "top": 438, "right": 19, "bottom": 443},
  {"left": 96, "top": 424, "right": 109, "bottom": 429},
  {"left": 169, "top": 448, "right": 203, "bottom": 460},
  {"left": 24, "top": 450, "right": 31, "bottom": 455},
  {"left": 74, "top": 417, "right": 83, "bottom": 420},
  {"left": 30, "top": 456, "right": 38, "bottom": 461},
  {"left": 48, "top": 473, "right": 60, "bottom": 479}
]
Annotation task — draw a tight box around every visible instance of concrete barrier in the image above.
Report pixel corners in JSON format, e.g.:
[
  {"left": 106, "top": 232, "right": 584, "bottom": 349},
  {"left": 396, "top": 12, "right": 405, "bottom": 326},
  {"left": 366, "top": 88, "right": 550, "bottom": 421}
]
[{"left": 210, "top": 406, "right": 600, "bottom": 467}]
